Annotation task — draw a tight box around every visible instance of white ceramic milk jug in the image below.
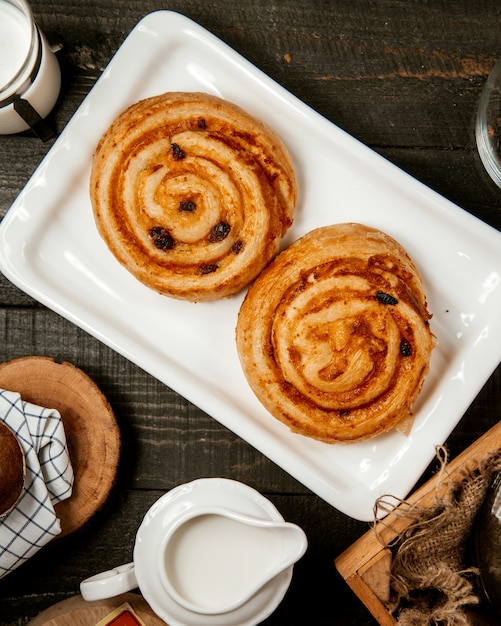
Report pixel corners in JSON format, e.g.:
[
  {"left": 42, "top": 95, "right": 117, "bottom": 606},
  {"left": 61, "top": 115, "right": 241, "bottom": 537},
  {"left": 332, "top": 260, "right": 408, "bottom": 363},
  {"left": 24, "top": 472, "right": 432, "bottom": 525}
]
[{"left": 80, "top": 478, "right": 307, "bottom": 626}]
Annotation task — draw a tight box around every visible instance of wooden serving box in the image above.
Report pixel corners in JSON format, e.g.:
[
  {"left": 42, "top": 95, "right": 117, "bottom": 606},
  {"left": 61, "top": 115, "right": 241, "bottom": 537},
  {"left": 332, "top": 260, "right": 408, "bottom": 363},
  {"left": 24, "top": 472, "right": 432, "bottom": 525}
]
[{"left": 335, "top": 421, "right": 501, "bottom": 625}]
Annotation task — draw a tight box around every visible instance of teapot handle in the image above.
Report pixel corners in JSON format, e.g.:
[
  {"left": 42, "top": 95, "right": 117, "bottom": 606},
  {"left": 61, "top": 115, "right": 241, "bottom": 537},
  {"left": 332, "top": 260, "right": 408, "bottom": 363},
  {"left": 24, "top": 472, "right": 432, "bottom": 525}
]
[{"left": 80, "top": 562, "right": 138, "bottom": 601}]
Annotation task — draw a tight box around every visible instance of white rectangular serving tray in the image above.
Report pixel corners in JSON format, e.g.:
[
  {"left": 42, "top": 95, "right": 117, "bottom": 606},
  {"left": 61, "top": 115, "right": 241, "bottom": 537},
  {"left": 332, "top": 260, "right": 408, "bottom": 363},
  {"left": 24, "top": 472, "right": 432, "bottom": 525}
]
[{"left": 1, "top": 11, "right": 500, "bottom": 521}]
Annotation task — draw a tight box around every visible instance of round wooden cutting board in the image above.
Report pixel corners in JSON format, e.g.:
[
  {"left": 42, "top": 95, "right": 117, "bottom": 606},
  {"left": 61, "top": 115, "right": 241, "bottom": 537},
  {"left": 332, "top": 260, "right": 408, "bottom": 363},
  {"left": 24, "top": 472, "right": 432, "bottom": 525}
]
[
  {"left": 0, "top": 356, "right": 121, "bottom": 537},
  {"left": 27, "top": 593, "right": 166, "bottom": 625}
]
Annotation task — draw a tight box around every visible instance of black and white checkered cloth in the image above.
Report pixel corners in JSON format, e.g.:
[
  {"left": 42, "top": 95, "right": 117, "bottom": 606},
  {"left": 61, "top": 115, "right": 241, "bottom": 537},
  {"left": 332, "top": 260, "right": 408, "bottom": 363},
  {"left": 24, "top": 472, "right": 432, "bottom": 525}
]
[{"left": 0, "top": 389, "right": 74, "bottom": 579}]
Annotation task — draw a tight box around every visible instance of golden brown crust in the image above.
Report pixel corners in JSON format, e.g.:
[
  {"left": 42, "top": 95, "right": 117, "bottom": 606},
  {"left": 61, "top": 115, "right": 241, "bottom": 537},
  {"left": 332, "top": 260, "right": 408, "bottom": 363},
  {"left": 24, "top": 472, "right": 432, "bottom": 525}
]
[
  {"left": 90, "top": 92, "right": 297, "bottom": 301},
  {"left": 236, "top": 223, "right": 435, "bottom": 443}
]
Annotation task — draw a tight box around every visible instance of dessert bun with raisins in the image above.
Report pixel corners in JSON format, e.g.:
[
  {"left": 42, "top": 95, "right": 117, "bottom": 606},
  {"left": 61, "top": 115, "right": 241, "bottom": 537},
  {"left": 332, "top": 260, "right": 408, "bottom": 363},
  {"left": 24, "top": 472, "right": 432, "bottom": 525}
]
[
  {"left": 236, "top": 223, "right": 435, "bottom": 443},
  {"left": 90, "top": 92, "right": 297, "bottom": 301}
]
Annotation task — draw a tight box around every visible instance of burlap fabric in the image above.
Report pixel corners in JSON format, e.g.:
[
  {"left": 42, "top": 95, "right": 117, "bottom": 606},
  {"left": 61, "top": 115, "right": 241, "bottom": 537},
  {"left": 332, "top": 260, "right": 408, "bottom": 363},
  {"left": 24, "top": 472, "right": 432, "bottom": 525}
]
[{"left": 375, "top": 447, "right": 501, "bottom": 626}]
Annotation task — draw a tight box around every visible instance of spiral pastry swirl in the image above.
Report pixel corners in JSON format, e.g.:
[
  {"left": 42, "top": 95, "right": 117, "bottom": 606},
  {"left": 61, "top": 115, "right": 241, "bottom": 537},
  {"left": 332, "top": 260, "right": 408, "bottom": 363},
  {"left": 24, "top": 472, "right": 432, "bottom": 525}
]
[
  {"left": 90, "top": 92, "right": 297, "bottom": 301},
  {"left": 236, "top": 223, "right": 435, "bottom": 443}
]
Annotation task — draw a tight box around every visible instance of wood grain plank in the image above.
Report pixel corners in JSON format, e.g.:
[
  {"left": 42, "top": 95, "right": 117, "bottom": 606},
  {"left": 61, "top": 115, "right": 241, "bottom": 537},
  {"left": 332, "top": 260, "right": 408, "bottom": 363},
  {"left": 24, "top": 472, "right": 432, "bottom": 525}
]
[{"left": 17, "top": 0, "right": 501, "bottom": 151}]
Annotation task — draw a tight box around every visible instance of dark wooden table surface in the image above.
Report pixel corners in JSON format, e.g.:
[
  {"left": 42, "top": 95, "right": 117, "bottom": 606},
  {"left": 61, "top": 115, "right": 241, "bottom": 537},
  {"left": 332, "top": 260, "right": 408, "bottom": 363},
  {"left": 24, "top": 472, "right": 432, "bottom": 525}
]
[{"left": 1, "top": 1, "right": 500, "bottom": 624}]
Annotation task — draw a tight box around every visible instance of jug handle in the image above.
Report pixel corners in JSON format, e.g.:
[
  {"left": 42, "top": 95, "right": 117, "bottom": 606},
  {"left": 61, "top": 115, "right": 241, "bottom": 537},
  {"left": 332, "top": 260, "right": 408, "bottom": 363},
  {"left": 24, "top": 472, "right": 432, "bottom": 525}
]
[{"left": 80, "top": 562, "right": 138, "bottom": 601}]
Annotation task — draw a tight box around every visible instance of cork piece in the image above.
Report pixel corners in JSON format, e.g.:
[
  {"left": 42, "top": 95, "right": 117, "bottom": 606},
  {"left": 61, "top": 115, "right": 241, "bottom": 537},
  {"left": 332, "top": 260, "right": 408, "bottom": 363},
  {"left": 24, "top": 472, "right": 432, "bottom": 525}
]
[
  {"left": 27, "top": 593, "right": 165, "bottom": 625},
  {"left": 0, "top": 356, "right": 121, "bottom": 537},
  {"left": 359, "top": 549, "right": 392, "bottom": 605}
]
